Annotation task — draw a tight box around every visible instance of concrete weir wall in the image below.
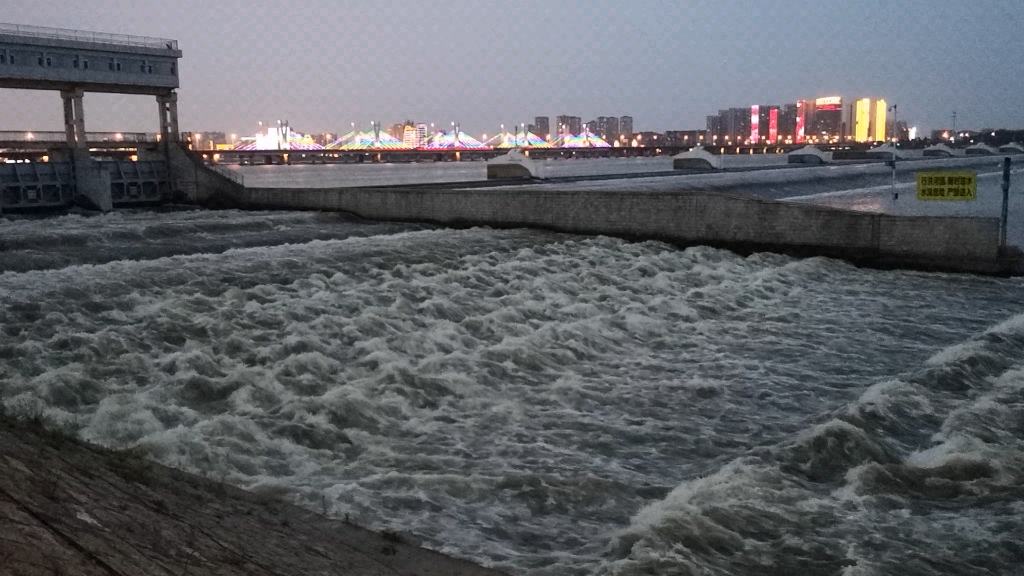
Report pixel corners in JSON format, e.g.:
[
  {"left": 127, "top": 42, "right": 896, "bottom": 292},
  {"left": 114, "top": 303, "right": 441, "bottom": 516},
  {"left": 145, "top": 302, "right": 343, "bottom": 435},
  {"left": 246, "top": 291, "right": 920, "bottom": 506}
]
[
  {"left": 219, "top": 183, "right": 1012, "bottom": 275},
  {"left": 167, "top": 143, "right": 244, "bottom": 204}
]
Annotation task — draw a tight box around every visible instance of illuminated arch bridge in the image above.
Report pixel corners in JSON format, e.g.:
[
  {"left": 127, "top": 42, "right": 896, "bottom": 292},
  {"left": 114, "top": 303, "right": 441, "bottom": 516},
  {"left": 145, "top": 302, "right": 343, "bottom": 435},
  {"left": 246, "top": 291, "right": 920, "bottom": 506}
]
[{"left": 231, "top": 123, "right": 615, "bottom": 153}]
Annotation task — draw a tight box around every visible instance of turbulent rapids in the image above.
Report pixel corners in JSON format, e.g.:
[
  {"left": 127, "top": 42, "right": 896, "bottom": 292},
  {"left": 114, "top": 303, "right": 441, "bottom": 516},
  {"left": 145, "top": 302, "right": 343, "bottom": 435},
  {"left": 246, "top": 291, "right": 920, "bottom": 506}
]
[{"left": 2, "top": 209, "right": 1023, "bottom": 575}]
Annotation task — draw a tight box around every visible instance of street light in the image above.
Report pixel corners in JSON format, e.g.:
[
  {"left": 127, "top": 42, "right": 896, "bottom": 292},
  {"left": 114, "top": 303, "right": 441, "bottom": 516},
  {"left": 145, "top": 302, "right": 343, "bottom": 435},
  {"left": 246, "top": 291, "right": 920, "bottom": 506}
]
[{"left": 888, "top": 103, "right": 898, "bottom": 143}]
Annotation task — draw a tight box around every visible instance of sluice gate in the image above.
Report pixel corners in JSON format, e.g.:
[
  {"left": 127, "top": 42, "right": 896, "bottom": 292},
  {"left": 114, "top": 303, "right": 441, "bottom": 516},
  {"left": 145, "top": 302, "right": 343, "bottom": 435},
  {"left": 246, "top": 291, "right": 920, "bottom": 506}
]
[{"left": 0, "top": 160, "right": 171, "bottom": 212}]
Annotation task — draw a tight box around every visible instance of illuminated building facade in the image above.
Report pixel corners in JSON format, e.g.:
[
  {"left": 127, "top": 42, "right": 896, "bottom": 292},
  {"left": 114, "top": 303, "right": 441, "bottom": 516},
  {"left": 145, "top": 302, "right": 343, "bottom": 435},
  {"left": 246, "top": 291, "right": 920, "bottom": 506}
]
[
  {"left": 853, "top": 98, "right": 871, "bottom": 142},
  {"left": 812, "top": 96, "right": 842, "bottom": 141},
  {"left": 750, "top": 106, "right": 760, "bottom": 143},
  {"left": 874, "top": 99, "right": 887, "bottom": 142},
  {"left": 402, "top": 125, "right": 418, "bottom": 148},
  {"left": 793, "top": 102, "right": 805, "bottom": 143},
  {"left": 776, "top": 103, "right": 799, "bottom": 143},
  {"left": 795, "top": 100, "right": 809, "bottom": 143},
  {"left": 849, "top": 98, "right": 887, "bottom": 142}
]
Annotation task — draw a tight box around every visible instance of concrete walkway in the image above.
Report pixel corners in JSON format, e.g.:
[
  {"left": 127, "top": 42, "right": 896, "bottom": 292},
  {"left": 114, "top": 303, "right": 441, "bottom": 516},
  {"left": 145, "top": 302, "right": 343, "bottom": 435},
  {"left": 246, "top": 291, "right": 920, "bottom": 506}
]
[{"left": 787, "top": 163, "right": 1024, "bottom": 247}]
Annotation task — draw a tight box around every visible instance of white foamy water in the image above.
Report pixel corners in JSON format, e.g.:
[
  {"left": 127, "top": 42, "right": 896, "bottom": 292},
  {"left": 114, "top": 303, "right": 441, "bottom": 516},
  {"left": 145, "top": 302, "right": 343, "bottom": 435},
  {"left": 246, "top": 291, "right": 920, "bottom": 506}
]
[{"left": 2, "top": 209, "right": 1024, "bottom": 574}]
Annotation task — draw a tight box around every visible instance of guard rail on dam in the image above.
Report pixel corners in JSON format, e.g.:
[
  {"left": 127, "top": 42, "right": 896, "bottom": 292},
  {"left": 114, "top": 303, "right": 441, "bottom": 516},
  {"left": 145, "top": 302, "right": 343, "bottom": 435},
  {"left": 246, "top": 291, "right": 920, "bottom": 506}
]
[{"left": 199, "top": 166, "right": 1022, "bottom": 276}]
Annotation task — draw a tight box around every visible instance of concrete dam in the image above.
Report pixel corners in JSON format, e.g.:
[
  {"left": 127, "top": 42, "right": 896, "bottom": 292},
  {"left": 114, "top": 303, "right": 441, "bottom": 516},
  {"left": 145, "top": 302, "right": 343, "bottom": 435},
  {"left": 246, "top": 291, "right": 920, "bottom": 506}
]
[{"left": 189, "top": 151, "right": 1022, "bottom": 276}]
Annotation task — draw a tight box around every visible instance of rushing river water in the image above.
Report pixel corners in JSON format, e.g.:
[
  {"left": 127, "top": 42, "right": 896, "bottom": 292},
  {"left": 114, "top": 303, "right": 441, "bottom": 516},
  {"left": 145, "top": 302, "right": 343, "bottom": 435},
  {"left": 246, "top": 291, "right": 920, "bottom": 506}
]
[{"left": 2, "top": 206, "right": 1024, "bottom": 575}]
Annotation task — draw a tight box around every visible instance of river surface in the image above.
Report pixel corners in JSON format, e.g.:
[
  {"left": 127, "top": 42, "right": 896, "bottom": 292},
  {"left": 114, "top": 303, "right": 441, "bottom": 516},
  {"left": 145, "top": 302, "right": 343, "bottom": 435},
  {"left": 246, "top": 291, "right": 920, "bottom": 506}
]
[{"left": 2, "top": 170, "right": 1024, "bottom": 574}]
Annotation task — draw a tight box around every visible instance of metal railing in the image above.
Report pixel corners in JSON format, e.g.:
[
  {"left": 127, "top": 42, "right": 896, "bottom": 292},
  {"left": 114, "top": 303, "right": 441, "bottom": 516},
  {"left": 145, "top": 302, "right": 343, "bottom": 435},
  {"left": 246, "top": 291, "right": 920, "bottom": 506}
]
[
  {"left": 0, "top": 131, "right": 161, "bottom": 143},
  {"left": 0, "top": 23, "right": 178, "bottom": 51}
]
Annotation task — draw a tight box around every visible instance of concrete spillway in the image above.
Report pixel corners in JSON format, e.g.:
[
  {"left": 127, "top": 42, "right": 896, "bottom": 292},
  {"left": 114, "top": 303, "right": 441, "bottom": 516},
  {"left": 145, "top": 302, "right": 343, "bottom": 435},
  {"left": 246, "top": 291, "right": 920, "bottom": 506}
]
[{"left": 197, "top": 156, "right": 1022, "bottom": 276}]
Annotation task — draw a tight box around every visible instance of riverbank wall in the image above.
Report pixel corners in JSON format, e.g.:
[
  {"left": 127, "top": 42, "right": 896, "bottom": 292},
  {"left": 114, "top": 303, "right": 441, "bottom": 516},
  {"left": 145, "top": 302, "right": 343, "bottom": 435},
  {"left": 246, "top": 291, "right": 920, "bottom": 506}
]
[
  {"left": 211, "top": 181, "right": 1021, "bottom": 276},
  {"left": 0, "top": 415, "right": 506, "bottom": 576}
]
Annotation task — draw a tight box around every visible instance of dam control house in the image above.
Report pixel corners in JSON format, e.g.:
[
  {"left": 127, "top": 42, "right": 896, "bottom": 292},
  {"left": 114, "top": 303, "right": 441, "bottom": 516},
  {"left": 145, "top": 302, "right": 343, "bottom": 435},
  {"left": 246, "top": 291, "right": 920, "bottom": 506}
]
[{"left": 0, "top": 23, "right": 183, "bottom": 211}]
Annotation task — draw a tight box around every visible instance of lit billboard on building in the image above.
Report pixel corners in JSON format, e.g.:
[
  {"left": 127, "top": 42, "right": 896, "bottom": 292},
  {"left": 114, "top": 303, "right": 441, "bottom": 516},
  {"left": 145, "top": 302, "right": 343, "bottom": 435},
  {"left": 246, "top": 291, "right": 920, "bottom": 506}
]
[
  {"left": 769, "top": 108, "right": 778, "bottom": 143},
  {"left": 815, "top": 96, "right": 842, "bottom": 111},
  {"left": 750, "top": 105, "right": 760, "bottom": 143}
]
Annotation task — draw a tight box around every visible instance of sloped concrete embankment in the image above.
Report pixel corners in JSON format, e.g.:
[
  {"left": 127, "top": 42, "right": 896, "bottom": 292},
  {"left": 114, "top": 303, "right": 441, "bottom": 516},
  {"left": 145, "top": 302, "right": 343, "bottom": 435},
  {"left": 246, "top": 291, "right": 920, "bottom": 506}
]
[
  {"left": 0, "top": 417, "right": 506, "bottom": 576},
  {"left": 166, "top": 143, "right": 245, "bottom": 206}
]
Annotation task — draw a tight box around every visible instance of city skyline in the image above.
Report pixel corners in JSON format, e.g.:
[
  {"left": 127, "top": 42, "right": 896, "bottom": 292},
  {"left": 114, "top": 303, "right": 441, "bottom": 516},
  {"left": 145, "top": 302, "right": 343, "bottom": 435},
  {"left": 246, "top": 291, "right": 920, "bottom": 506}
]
[{"left": 2, "top": 1, "right": 1023, "bottom": 136}]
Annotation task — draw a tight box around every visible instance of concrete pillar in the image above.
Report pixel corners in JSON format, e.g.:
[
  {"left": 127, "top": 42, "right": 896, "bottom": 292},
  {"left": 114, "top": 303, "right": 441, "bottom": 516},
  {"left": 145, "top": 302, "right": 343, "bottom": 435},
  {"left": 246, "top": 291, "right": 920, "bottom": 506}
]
[
  {"left": 158, "top": 92, "right": 180, "bottom": 142},
  {"left": 70, "top": 148, "right": 112, "bottom": 212},
  {"left": 61, "top": 90, "right": 76, "bottom": 145},
  {"left": 71, "top": 89, "right": 86, "bottom": 148},
  {"left": 157, "top": 95, "right": 170, "bottom": 142},
  {"left": 168, "top": 93, "right": 179, "bottom": 141}
]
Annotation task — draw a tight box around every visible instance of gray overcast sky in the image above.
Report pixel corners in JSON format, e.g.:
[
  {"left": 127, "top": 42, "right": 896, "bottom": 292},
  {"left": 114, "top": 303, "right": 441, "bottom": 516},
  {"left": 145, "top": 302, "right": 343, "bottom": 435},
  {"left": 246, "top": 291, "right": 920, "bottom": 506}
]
[{"left": 4, "top": 0, "right": 1024, "bottom": 136}]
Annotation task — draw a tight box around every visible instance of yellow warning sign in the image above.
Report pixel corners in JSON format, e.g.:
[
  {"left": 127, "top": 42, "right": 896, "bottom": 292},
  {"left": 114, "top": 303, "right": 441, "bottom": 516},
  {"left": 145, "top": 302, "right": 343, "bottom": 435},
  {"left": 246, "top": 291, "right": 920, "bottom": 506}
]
[{"left": 916, "top": 171, "right": 977, "bottom": 201}]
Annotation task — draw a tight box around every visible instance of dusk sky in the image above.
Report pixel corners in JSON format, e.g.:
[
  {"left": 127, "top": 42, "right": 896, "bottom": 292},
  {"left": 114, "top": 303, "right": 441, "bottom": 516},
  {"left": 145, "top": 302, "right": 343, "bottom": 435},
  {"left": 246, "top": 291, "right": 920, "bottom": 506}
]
[{"left": 4, "top": 0, "right": 1024, "bottom": 137}]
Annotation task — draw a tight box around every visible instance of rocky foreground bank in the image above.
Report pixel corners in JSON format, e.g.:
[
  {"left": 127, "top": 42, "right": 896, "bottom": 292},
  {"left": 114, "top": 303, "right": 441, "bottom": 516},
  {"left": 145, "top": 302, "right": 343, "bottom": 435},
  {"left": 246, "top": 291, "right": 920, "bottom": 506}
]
[{"left": 0, "top": 417, "right": 507, "bottom": 576}]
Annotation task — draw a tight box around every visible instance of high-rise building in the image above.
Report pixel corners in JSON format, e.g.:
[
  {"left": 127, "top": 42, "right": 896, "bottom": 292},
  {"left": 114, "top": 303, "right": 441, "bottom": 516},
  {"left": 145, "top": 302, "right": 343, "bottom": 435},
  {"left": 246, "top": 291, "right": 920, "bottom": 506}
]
[
  {"left": 847, "top": 98, "right": 887, "bottom": 143},
  {"left": 780, "top": 103, "right": 798, "bottom": 143},
  {"left": 750, "top": 106, "right": 760, "bottom": 143},
  {"left": 795, "top": 100, "right": 812, "bottom": 143},
  {"left": 729, "top": 108, "right": 748, "bottom": 143},
  {"left": 619, "top": 116, "right": 634, "bottom": 140},
  {"left": 706, "top": 108, "right": 750, "bottom": 144},
  {"left": 751, "top": 105, "right": 780, "bottom": 143},
  {"left": 707, "top": 115, "right": 722, "bottom": 141},
  {"left": 596, "top": 116, "right": 620, "bottom": 142},
  {"left": 854, "top": 98, "right": 872, "bottom": 142},
  {"left": 387, "top": 124, "right": 405, "bottom": 141},
  {"left": 890, "top": 120, "right": 909, "bottom": 142},
  {"left": 812, "top": 96, "right": 842, "bottom": 141},
  {"left": 585, "top": 120, "right": 599, "bottom": 135},
  {"left": 534, "top": 116, "right": 550, "bottom": 140},
  {"left": 556, "top": 115, "right": 582, "bottom": 136},
  {"left": 873, "top": 99, "right": 887, "bottom": 142}
]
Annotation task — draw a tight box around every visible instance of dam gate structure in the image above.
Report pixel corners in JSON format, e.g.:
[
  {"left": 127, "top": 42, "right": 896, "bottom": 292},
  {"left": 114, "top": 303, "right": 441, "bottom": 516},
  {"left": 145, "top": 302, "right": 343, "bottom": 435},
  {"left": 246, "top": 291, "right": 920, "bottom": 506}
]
[{"left": 0, "top": 23, "right": 182, "bottom": 212}]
